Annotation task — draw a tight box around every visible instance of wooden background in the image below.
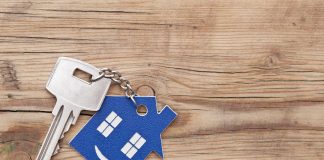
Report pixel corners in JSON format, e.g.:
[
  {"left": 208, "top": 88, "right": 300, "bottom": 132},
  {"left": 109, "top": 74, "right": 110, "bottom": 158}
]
[{"left": 1, "top": 0, "right": 324, "bottom": 159}]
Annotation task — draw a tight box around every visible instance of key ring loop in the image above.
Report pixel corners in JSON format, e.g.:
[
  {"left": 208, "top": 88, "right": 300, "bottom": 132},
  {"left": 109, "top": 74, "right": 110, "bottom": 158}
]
[
  {"left": 125, "top": 87, "right": 137, "bottom": 106},
  {"left": 92, "top": 68, "right": 138, "bottom": 106},
  {"left": 91, "top": 72, "right": 105, "bottom": 81}
]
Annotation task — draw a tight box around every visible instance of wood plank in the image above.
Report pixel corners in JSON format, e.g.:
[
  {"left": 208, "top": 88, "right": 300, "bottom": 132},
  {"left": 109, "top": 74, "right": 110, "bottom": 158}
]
[
  {"left": 1, "top": 0, "right": 324, "bottom": 159},
  {"left": 2, "top": 102, "right": 324, "bottom": 159}
]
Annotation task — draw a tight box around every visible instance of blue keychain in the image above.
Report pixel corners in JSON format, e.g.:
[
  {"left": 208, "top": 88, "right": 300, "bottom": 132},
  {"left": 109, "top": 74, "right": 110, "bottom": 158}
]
[{"left": 70, "top": 95, "right": 177, "bottom": 160}]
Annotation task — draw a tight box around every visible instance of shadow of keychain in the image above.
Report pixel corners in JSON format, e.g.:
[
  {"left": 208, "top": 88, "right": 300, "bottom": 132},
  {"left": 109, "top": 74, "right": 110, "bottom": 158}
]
[{"left": 70, "top": 68, "right": 177, "bottom": 160}]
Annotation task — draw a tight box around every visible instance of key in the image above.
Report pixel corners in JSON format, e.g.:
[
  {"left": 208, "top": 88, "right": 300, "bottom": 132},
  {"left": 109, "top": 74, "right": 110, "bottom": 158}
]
[{"left": 36, "top": 57, "right": 111, "bottom": 160}]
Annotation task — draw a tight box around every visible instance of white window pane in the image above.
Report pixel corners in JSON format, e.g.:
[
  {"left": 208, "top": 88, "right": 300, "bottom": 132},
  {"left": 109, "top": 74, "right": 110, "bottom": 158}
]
[
  {"left": 102, "top": 126, "right": 114, "bottom": 137},
  {"left": 130, "top": 132, "right": 141, "bottom": 144},
  {"left": 111, "top": 116, "right": 122, "bottom": 128},
  {"left": 121, "top": 142, "right": 132, "bottom": 154},
  {"left": 97, "top": 121, "right": 108, "bottom": 133},
  {"left": 106, "top": 111, "right": 117, "bottom": 123},
  {"left": 126, "top": 147, "right": 138, "bottom": 159},
  {"left": 135, "top": 137, "right": 146, "bottom": 149}
]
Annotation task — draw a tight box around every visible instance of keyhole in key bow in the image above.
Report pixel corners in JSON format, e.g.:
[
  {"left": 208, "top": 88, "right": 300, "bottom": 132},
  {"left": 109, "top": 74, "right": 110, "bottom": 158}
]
[
  {"left": 73, "top": 68, "right": 92, "bottom": 84},
  {"left": 136, "top": 105, "right": 148, "bottom": 116}
]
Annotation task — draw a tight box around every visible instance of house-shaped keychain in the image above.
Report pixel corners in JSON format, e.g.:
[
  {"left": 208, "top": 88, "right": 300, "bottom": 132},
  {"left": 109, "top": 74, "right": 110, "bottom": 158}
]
[{"left": 70, "top": 96, "right": 177, "bottom": 160}]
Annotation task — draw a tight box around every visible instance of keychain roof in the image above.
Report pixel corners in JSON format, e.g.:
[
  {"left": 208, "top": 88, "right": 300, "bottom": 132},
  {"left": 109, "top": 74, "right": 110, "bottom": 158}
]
[{"left": 70, "top": 96, "right": 177, "bottom": 159}]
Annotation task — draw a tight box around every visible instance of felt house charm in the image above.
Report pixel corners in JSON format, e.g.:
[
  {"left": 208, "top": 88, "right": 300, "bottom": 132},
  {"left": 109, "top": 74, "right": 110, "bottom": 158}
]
[{"left": 70, "top": 96, "right": 177, "bottom": 160}]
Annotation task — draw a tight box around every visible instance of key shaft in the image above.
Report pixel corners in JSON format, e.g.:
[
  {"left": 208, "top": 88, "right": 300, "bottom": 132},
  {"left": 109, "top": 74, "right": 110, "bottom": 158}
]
[{"left": 36, "top": 101, "right": 79, "bottom": 160}]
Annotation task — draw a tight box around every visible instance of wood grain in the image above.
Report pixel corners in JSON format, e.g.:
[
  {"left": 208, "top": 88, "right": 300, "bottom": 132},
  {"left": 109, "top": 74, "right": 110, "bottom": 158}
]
[{"left": 1, "top": 0, "right": 324, "bottom": 159}]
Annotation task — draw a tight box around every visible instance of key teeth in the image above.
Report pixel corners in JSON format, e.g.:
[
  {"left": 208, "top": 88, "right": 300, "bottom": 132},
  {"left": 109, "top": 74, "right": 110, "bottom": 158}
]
[
  {"left": 56, "top": 115, "right": 73, "bottom": 155},
  {"left": 57, "top": 130, "right": 67, "bottom": 154},
  {"left": 60, "top": 127, "right": 68, "bottom": 139},
  {"left": 61, "top": 115, "right": 74, "bottom": 139},
  {"left": 53, "top": 144, "right": 60, "bottom": 155}
]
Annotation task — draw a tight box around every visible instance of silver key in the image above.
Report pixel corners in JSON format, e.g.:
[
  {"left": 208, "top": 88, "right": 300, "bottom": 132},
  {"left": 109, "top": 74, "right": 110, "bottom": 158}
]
[{"left": 36, "top": 57, "right": 111, "bottom": 160}]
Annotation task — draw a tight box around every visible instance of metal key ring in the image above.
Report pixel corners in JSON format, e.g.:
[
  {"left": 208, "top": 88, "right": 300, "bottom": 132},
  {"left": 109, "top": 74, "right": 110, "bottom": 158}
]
[
  {"left": 93, "top": 67, "right": 138, "bottom": 106},
  {"left": 91, "top": 71, "right": 105, "bottom": 82}
]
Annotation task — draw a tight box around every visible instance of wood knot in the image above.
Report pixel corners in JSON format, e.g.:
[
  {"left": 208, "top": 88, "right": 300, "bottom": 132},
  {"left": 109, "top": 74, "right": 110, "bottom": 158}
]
[
  {"left": 136, "top": 85, "right": 155, "bottom": 96},
  {"left": 7, "top": 151, "right": 32, "bottom": 160},
  {"left": 0, "top": 60, "right": 20, "bottom": 90},
  {"left": 264, "top": 48, "right": 281, "bottom": 68},
  {"left": 11, "top": 1, "right": 33, "bottom": 13},
  {"left": 0, "top": 125, "right": 41, "bottom": 160}
]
